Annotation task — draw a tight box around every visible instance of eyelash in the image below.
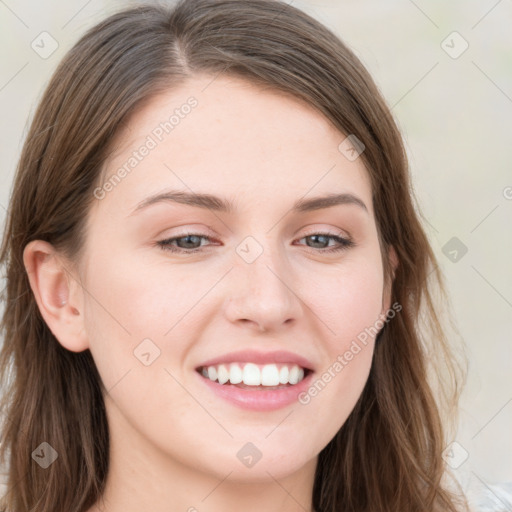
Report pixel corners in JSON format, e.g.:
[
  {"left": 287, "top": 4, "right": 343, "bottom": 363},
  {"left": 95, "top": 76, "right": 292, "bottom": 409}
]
[{"left": 156, "top": 231, "right": 355, "bottom": 255}]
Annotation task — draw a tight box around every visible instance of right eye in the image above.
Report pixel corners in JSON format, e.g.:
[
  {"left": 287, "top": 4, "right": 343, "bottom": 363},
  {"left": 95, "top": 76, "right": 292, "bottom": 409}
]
[{"left": 156, "top": 233, "right": 216, "bottom": 254}]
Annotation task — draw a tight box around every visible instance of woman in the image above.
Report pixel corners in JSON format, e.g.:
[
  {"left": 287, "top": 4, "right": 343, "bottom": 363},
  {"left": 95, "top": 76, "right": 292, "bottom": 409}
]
[{"left": 0, "top": 0, "right": 468, "bottom": 510}]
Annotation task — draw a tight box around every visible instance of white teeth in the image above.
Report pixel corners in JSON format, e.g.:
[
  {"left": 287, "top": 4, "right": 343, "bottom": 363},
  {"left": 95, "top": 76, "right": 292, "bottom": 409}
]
[
  {"left": 261, "top": 364, "right": 280, "bottom": 386},
  {"left": 217, "top": 364, "right": 230, "bottom": 385},
  {"left": 279, "top": 366, "right": 289, "bottom": 384},
  {"left": 229, "top": 362, "right": 243, "bottom": 384},
  {"left": 242, "top": 363, "right": 261, "bottom": 385},
  {"left": 289, "top": 365, "right": 300, "bottom": 385},
  {"left": 200, "top": 362, "right": 307, "bottom": 387},
  {"left": 207, "top": 366, "right": 217, "bottom": 382}
]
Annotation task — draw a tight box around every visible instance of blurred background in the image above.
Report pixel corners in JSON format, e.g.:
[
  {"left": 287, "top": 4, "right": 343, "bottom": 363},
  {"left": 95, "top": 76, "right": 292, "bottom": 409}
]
[{"left": 1, "top": 0, "right": 511, "bottom": 508}]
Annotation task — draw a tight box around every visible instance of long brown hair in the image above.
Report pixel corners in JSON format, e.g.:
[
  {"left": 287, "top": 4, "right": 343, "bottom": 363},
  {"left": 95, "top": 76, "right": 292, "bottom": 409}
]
[{"left": 0, "top": 1, "right": 467, "bottom": 510}]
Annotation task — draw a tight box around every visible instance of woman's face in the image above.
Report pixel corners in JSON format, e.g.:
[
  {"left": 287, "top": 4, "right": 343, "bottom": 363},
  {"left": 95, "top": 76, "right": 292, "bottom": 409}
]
[{"left": 78, "top": 75, "right": 393, "bottom": 482}]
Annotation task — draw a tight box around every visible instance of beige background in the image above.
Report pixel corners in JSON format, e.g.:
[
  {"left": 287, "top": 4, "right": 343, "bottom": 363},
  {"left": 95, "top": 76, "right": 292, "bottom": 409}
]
[{"left": 1, "top": 0, "right": 511, "bottom": 506}]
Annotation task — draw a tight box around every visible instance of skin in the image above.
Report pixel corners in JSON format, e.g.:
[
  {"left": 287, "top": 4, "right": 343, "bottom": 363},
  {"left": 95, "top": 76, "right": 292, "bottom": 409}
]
[{"left": 24, "top": 75, "right": 397, "bottom": 512}]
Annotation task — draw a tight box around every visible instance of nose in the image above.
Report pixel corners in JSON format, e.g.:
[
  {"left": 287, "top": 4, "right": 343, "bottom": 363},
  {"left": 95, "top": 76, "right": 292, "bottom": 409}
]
[{"left": 223, "top": 239, "right": 304, "bottom": 333}]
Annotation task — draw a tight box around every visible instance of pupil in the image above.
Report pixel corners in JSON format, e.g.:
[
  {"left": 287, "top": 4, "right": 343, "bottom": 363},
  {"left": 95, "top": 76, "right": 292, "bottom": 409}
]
[
  {"left": 310, "top": 235, "right": 327, "bottom": 248},
  {"left": 181, "top": 235, "right": 199, "bottom": 248}
]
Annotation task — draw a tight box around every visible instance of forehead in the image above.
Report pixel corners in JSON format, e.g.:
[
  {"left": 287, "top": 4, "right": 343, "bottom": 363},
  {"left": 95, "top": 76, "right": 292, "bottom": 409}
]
[{"left": 95, "top": 74, "right": 373, "bottom": 218}]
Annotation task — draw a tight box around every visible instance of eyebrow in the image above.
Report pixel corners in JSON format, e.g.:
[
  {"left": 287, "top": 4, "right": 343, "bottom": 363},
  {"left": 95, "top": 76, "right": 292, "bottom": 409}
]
[{"left": 128, "top": 190, "right": 368, "bottom": 216}]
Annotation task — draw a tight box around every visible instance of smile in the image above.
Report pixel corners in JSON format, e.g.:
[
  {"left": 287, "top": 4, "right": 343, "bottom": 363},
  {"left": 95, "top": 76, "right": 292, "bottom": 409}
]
[
  {"left": 198, "top": 362, "right": 309, "bottom": 387},
  {"left": 195, "top": 349, "right": 316, "bottom": 410}
]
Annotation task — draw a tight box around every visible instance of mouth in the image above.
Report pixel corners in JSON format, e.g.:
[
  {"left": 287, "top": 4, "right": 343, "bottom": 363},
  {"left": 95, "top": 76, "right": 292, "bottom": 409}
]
[
  {"left": 194, "top": 349, "right": 316, "bottom": 410},
  {"left": 196, "top": 362, "right": 313, "bottom": 390}
]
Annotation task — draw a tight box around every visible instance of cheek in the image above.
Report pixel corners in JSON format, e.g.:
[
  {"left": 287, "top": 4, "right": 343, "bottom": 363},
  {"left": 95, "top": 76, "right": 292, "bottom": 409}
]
[
  {"left": 81, "top": 243, "right": 227, "bottom": 401},
  {"left": 81, "top": 252, "right": 202, "bottom": 433},
  {"left": 80, "top": 247, "right": 182, "bottom": 386},
  {"left": 83, "top": 242, "right": 199, "bottom": 337},
  {"left": 310, "top": 253, "right": 385, "bottom": 344},
  {"left": 299, "top": 253, "right": 384, "bottom": 423}
]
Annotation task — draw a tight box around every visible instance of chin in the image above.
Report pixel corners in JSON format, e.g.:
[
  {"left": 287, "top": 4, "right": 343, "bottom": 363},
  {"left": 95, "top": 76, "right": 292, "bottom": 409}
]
[{"left": 201, "top": 443, "right": 316, "bottom": 484}]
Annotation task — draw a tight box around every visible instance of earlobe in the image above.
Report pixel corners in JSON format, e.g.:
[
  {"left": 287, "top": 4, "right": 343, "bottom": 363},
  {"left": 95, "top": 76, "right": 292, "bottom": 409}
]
[{"left": 23, "top": 240, "right": 89, "bottom": 352}]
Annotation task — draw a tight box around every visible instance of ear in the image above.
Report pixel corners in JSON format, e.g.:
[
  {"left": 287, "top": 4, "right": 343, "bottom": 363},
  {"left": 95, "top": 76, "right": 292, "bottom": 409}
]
[
  {"left": 23, "top": 240, "right": 89, "bottom": 352},
  {"left": 381, "top": 244, "right": 399, "bottom": 314}
]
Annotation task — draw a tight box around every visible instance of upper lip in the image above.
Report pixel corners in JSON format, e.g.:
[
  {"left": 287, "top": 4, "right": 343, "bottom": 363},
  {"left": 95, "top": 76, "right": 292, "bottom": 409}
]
[{"left": 196, "top": 350, "right": 315, "bottom": 372}]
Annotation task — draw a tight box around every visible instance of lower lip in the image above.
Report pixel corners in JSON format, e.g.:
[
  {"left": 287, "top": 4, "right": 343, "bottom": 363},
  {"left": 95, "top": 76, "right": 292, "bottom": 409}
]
[{"left": 196, "top": 370, "right": 314, "bottom": 411}]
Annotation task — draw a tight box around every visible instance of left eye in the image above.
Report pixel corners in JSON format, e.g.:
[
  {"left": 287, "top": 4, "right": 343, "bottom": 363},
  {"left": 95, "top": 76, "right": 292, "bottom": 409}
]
[
  {"left": 297, "top": 233, "right": 354, "bottom": 253},
  {"left": 156, "top": 232, "right": 354, "bottom": 254}
]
